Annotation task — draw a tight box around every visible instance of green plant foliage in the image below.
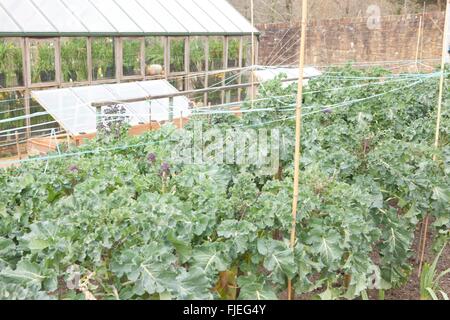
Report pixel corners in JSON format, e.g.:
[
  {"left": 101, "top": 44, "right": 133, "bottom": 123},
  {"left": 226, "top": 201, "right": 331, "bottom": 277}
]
[
  {"left": 122, "top": 40, "right": 141, "bottom": 76},
  {"left": 30, "top": 41, "right": 55, "bottom": 83},
  {"left": 170, "top": 38, "right": 185, "bottom": 73},
  {"left": 420, "top": 243, "right": 450, "bottom": 300},
  {"left": 61, "top": 38, "right": 88, "bottom": 82},
  {"left": 0, "top": 39, "right": 23, "bottom": 88},
  {"left": 92, "top": 38, "right": 115, "bottom": 80},
  {"left": 0, "top": 65, "right": 448, "bottom": 300}
]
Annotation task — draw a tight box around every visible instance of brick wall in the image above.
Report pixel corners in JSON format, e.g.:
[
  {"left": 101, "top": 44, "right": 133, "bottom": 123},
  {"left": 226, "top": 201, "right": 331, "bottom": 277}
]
[{"left": 257, "top": 12, "right": 445, "bottom": 67}]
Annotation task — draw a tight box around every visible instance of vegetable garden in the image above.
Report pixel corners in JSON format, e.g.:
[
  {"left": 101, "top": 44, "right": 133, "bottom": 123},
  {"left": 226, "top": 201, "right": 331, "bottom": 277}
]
[{"left": 0, "top": 66, "right": 449, "bottom": 300}]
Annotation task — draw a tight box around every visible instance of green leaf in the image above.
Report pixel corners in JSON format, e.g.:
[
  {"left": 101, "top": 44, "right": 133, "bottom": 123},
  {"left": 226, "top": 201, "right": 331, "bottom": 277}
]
[
  {"left": 192, "top": 243, "right": 230, "bottom": 275},
  {"left": 167, "top": 232, "right": 192, "bottom": 264},
  {"left": 169, "top": 267, "right": 214, "bottom": 300},
  {"left": 28, "top": 239, "right": 50, "bottom": 251},
  {"left": 0, "top": 261, "right": 46, "bottom": 285},
  {"left": 237, "top": 275, "right": 277, "bottom": 300},
  {"left": 257, "top": 239, "right": 296, "bottom": 283}
]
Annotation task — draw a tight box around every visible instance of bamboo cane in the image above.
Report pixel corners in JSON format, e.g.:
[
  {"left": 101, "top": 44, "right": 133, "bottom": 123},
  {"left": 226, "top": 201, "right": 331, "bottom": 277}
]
[
  {"left": 288, "top": 0, "right": 308, "bottom": 301},
  {"left": 415, "top": 16, "right": 423, "bottom": 71},
  {"left": 251, "top": 0, "right": 255, "bottom": 109}
]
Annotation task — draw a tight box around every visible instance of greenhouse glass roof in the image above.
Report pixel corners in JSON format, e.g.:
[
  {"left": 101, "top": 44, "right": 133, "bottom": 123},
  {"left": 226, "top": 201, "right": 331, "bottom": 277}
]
[
  {"left": 31, "top": 80, "right": 191, "bottom": 136},
  {"left": 0, "top": 0, "right": 258, "bottom": 36}
]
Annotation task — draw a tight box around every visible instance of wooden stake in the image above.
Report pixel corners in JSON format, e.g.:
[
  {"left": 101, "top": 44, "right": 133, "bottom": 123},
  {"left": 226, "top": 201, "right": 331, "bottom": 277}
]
[
  {"left": 419, "top": 2, "right": 427, "bottom": 62},
  {"left": 15, "top": 131, "right": 22, "bottom": 160},
  {"left": 179, "top": 111, "right": 183, "bottom": 128},
  {"left": 419, "top": 0, "right": 449, "bottom": 277},
  {"left": 288, "top": 0, "right": 308, "bottom": 301},
  {"left": 415, "top": 16, "right": 423, "bottom": 71},
  {"left": 250, "top": 0, "right": 255, "bottom": 108}
]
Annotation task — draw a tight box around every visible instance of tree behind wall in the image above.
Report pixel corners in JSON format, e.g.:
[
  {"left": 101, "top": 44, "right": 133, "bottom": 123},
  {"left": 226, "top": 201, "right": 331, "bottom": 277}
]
[{"left": 228, "top": 0, "right": 444, "bottom": 23}]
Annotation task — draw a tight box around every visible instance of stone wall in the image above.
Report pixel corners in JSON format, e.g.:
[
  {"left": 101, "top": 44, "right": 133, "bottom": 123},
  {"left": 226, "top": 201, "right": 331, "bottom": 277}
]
[{"left": 257, "top": 11, "right": 445, "bottom": 67}]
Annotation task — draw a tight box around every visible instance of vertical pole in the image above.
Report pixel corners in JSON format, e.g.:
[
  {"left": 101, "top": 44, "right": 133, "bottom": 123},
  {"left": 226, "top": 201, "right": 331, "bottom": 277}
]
[
  {"left": 288, "top": 0, "right": 308, "bottom": 301},
  {"left": 115, "top": 37, "right": 122, "bottom": 83},
  {"left": 66, "top": 131, "right": 71, "bottom": 150},
  {"left": 87, "top": 37, "right": 93, "bottom": 84},
  {"left": 419, "top": 0, "right": 449, "bottom": 277},
  {"left": 24, "top": 90, "right": 31, "bottom": 139},
  {"left": 95, "top": 105, "right": 102, "bottom": 134},
  {"left": 419, "top": 2, "right": 426, "bottom": 62},
  {"left": 250, "top": 0, "right": 255, "bottom": 108},
  {"left": 141, "top": 37, "right": 146, "bottom": 79},
  {"left": 179, "top": 111, "right": 183, "bottom": 129},
  {"left": 55, "top": 38, "right": 62, "bottom": 86},
  {"left": 415, "top": 16, "right": 423, "bottom": 71},
  {"left": 23, "top": 38, "right": 31, "bottom": 139},
  {"left": 169, "top": 97, "right": 174, "bottom": 123},
  {"left": 15, "top": 131, "right": 22, "bottom": 160},
  {"left": 149, "top": 101, "right": 152, "bottom": 131}
]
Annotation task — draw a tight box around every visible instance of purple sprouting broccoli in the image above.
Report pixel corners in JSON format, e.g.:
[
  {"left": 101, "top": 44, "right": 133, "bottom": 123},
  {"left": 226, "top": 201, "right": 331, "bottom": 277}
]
[
  {"left": 160, "top": 162, "right": 171, "bottom": 177},
  {"left": 147, "top": 152, "right": 156, "bottom": 165},
  {"left": 68, "top": 165, "right": 79, "bottom": 174},
  {"left": 323, "top": 108, "right": 333, "bottom": 114}
]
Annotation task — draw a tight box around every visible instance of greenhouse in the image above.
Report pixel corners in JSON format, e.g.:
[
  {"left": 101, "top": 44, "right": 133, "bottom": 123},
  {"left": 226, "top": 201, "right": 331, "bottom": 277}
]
[{"left": 0, "top": 0, "right": 258, "bottom": 147}]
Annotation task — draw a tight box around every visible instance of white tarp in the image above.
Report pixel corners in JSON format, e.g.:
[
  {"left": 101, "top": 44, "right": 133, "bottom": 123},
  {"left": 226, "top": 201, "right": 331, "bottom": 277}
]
[{"left": 253, "top": 66, "right": 322, "bottom": 86}]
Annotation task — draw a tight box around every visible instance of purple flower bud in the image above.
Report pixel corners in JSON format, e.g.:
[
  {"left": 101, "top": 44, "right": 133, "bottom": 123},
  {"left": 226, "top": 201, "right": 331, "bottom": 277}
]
[
  {"left": 161, "top": 162, "right": 170, "bottom": 172},
  {"left": 69, "top": 165, "right": 79, "bottom": 174},
  {"left": 160, "top": 162, "right": 170, "bottom": 177},
  {"left": 323, "top": 108, "right": 332, "bottom": 114},
  {"left": 147, "top": 152, "right": 156, "bottom": 164}
]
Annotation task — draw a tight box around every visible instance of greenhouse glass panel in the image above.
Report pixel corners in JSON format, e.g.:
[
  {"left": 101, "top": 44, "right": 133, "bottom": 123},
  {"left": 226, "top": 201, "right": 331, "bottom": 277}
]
[
  {"left": 91, "top": 0, "right": 141, "bottom": 33},
  {"left": 169, "top": 77, "right": 185, "bottom": 92},
  {"left": 207, "top": 73, "right": 223, "bottom": 105},
  {"left": 145, "top": 37, "right": 165, "bottom": 77},
  {"left": 175, "top": 0, "right": 224, "bottom": 33},
  {"left": 60, "top": 0, "right": 116, "bottom": 33},
  {"left": 192, "top": 0, "right": 241, "bottom": 33},
  {"left": 1, "top": 0, "right": 55, "bottom": 33},
  {"left": 0, "top": 91, "right": 25, "bottom": 138},
  {"left": 224, "top": 71, "right": 239, "bottom": 103},
  {"left": 227, "top": 37, "right": 240, "bottom": 68},
  {"left": 0, "top": 38, "right": 24, "bottom": 88},
  {"left": 122, "top": 39, "right": 142, "bottom": 77},
  {"left": 208, "top": 37, "right": 224, "bottom": 71},
  {"left": 114, "top": 0, "right": 166, "bottom": 33},
  {"left": 188, "top": 75, "right": 206, "bottom": 105},
  {"left": 91, "top": 37, "right": 115, "bottom": 81},
  {"left": 189, "top": 37, "right": 206, "bottom": 73},
  {"left": 32, "top": 0, "right": 88, "bottom": 33},
  {"left": 170, "top": 38, "right": 186, "bottom": 74},
  {"left": 0, "top": 6, "right": 21, "bottom": 33},
  {"left": 211, "top": 0, "right": 257, "bottom": 33},
  {"left": 30, "top": 39, "right": 56, "bottom": 84},
  {"left": 61, "top": 38, "right": 88, "bottom": 83},
  {"left": 135, "top": 0, "right": 186, "bottom": 33},
  {"left": 242, "top": 36, "right": 253, "bottom": 67},
  {"left": 160, "top": 0, "right": 206, "bottom": 33}
]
